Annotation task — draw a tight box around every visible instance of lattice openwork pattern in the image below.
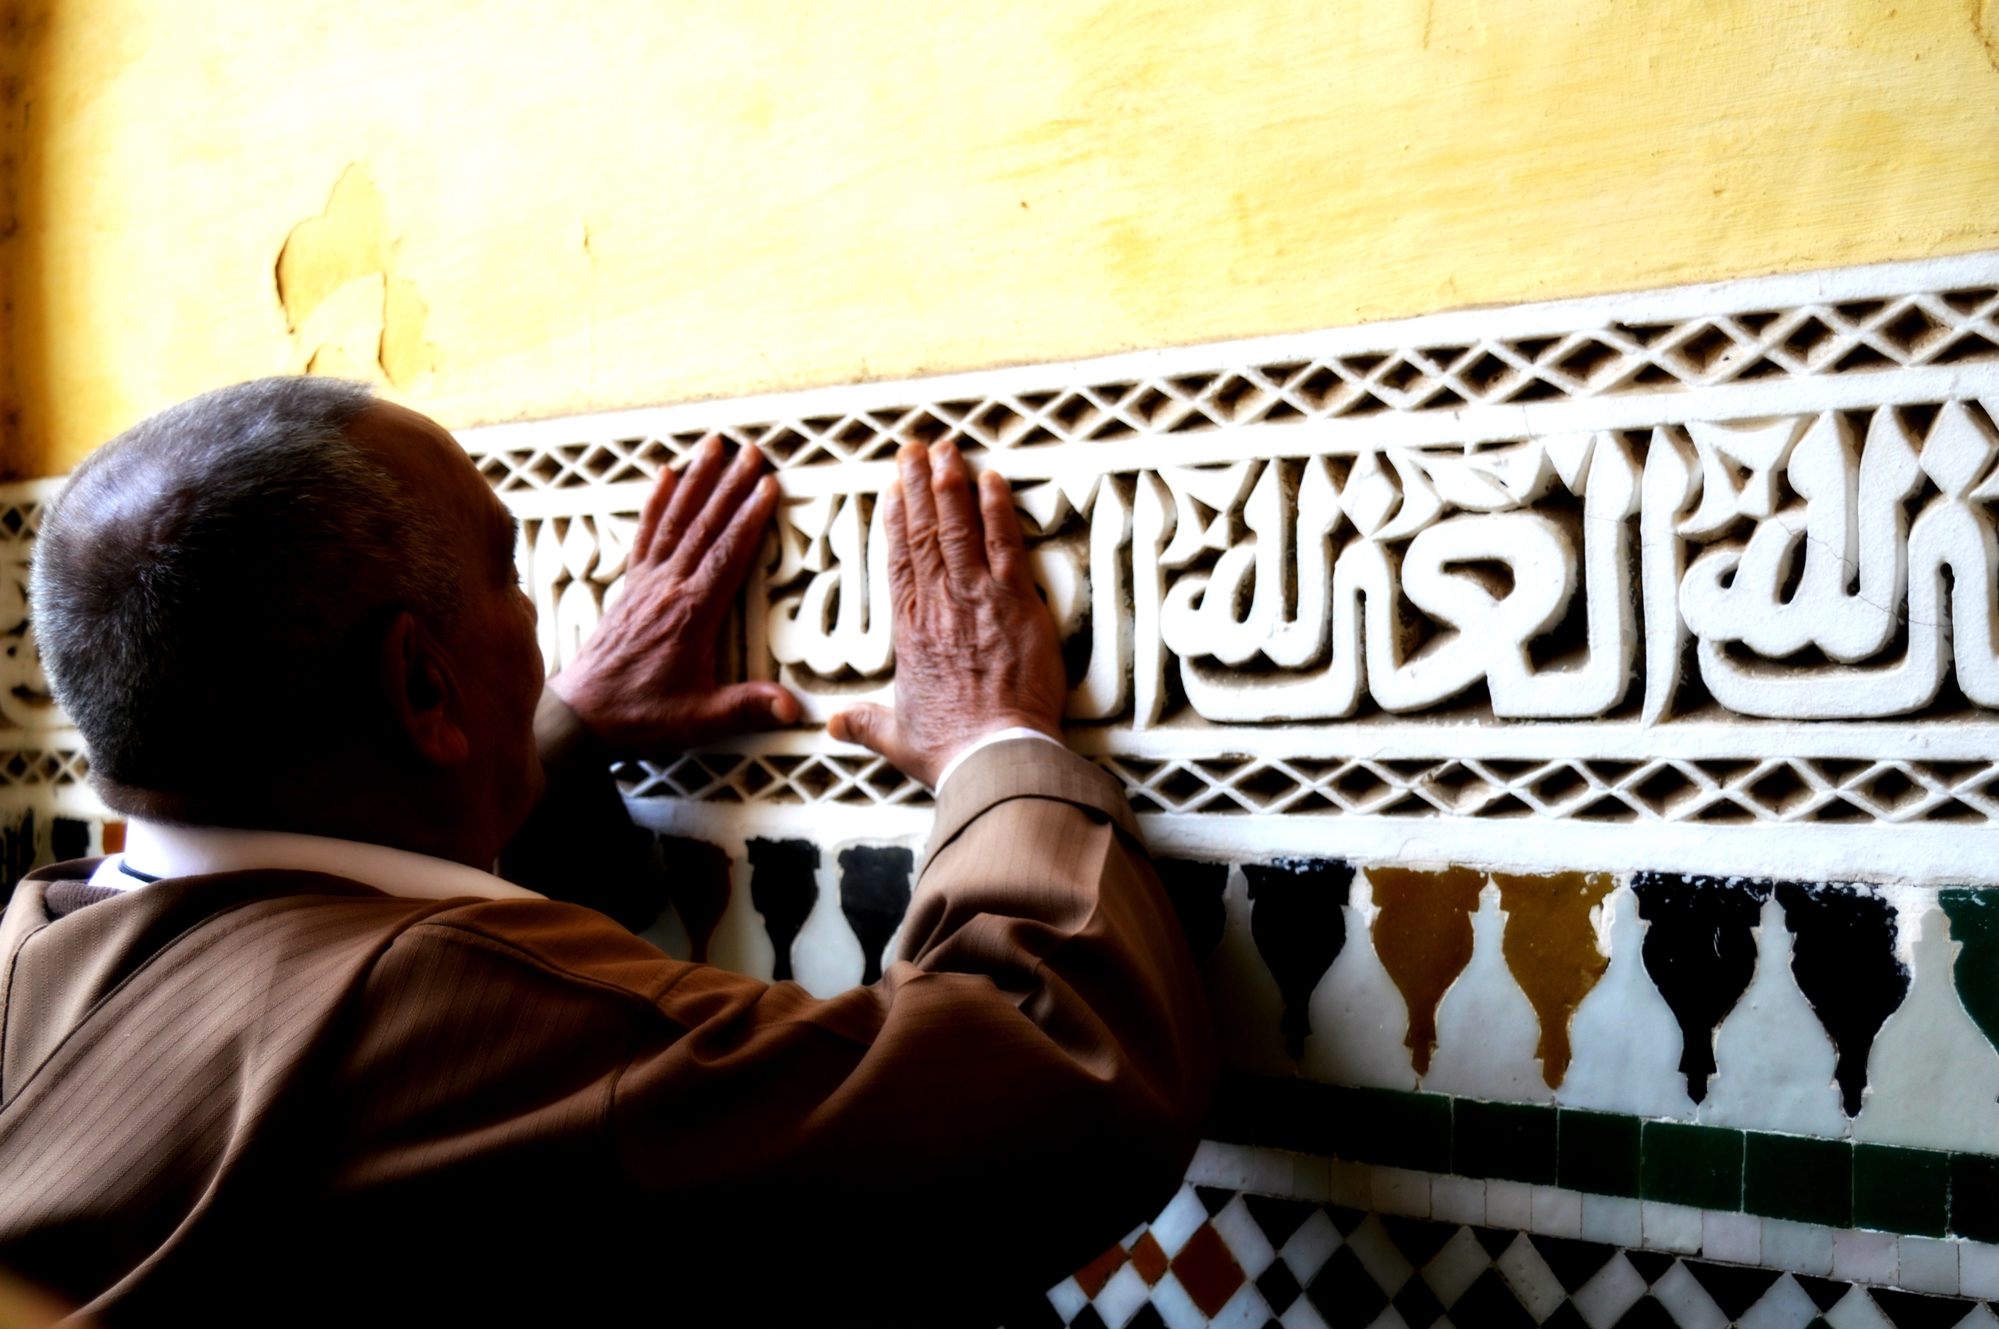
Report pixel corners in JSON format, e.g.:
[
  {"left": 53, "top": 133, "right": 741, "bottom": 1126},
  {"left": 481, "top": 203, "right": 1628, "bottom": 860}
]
[
  {"left": 469, "top": 286, "right": 1999, "bottom": 487},
  {"left": 1101, "top": 754, "right": 1999, "bottom": 824},
  {"left": 621, "top": 752, "right": 936, "bottom": 808},
  {"left": 0, "top": 749, "right": 90, "bottom": 790},
  {"left": 623, "top": 748, "right": 1999, "bottom": 826}
]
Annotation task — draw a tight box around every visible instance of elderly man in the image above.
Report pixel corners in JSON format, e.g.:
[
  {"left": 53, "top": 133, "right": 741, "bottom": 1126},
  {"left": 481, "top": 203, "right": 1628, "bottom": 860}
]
[{"left": 0, "top": 378, "right": 1215, "bottom": 1325}]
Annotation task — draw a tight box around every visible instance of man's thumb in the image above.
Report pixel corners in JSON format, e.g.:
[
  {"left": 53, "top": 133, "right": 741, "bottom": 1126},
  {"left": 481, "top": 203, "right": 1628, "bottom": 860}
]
[{"left": 828, "top": 703, "right": 894, "bottom": 755}]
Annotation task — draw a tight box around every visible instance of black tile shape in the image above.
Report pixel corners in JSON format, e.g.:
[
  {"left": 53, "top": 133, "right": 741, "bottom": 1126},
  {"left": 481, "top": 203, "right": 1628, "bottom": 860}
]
[
  {"left": 1953, "top": 1153, "right": 1999, "bottom": 1242},
  {"left": 997, "top": 1286, "right": 1066, "bottom": 1329},
  {"left": 1155, "top": 857, "right": 1230, "bottom": 968},
  {"left": 1613, "top": 1295, "right": 1679, "bottom": 1329},
  {"left": 1777, "top": 881, "right": 1910, "bottom": 1117},
  {"left": 1527, "top": 1235, "right": 1615, "bottom": 1292},
  {"left": 1807, "top": 1320, "right": 1833, "bottom": 1329},
  {"left": 1558, "top": 1108, "right": 1641, "bottom": 1198},
  {"left": 1195, "top": 1185, "right": 1235, "bottom": 1217},
  {"left": 1243, "top": 858, "right": 1354, "bottom": 1059},
  {"left": 746, "top": 837, "right": 819, "bottom": 982},
  {"left": 1243, "top": 1194, "right": 1319, "bottom": 1249},
  {"left": 1541, "top": 1303, "right": 1592, "bottom": 1329},
  {"left": 1855, "top": 1143, "right": 1949, "bottom": 1237},
  {"left": 1745, "top": 1131, "right": 1852, "bottom": 1227},
  {"left": 1393, "top": 1271, "right": 1447, "bottom": 1328},
  {"left": 1068, "top": 1306, "right": 1108, "bottom": 1329},
  {"left": 837, "top": 844, "right": 914, "bottom": 985},
  {"left": 1682, "top": 1260, "right": 1781, "bottom": 1320},
  {"left": 1256, "top": 1261, "right": 1302, "bottom": 1314},
  {"left": 1380, "top": 1216, "right": 1458, "bottom": 1269},
  {"left": 1327, "top": 1206, "right": 1368, "bottom": 1236},
  {"left": 1641, "top": 1120, "right": 1743, "bottom": 1211},
  {"left": 659, "top": 834, "right": 732, "bottom": 961},
  {"left": 1447, "top": 1268, "right": 1537, "bottom": 1329},
  {"left": 1631, "top": 872, "right": 1770, "bottom": 1101},
  {"left": 1473, "top": 1227, "right": 1520, "bottom": 1258},
  {"left": 1794, "top": 1275, "right": 1851, "bottom": 1312},
  {"left": 1624, "top": 1251, "right": 1677, "bottom": 1285},
  {"left": 1124, "top": 1306, "right": 1169, "bottom": 1329},
  {"left": 1455, "top": 1098, "right": 1559, "bottom": 1185},
  {"left": 1868, "top": 1288, "right": 1982, "bottom": 1329},
  {"left": 1306, "top": 1246, "right": 1390, "bottom": 1329}
]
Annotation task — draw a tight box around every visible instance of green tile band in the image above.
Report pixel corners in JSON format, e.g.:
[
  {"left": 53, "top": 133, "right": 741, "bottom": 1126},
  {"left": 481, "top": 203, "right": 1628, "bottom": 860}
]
[{"left": 1204, "top": 1072, "right": 1999, "bottom": 1243}]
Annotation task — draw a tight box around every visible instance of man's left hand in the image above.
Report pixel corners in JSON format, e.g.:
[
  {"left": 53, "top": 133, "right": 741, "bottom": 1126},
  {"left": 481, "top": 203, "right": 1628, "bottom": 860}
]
[{"left": 551, "top": 436, "right": 799, "bottom": 756}]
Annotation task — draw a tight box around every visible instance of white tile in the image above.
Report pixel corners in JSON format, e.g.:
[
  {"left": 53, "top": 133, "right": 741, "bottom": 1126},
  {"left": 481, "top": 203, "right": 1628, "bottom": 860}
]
[
  {"left": 1760, "top": 1218, "right": 1836, "bottom": 1277},
  {"left": 1346, "top": 1214, "right": 1416, "bottom": 1296},
  {"left": 1211, "top": 1196, "right": 1277, "bottom": 1279},
  {"left": 1571, "top": 1254, "right": 1649, "bottom": 1329},
  {"left": 1046, "top": 1277, "right": 1088, "bottom": 1324},
  {"left": 1961, "top": 1241, "right": 1999, "bottom": 1300},
  {"left": 1282, "top": 1209, "right": 1343, "bottom": 1285},
  {"left": 1424, "top": 885, "right": 1557, "bottom": 1104},
  {"left": 1856, "top": 909, "right": 1999, "bottom": 1155},
  {"left": 1184, "top": 1140, "right": 1237, "bottom": 1187},
  {"left": 1824, "top": 1285, "right": 1896, "bottom": 1329},
  {"left": 1532, "top": 1185, "right": 1584, "bottom": 1238},
  {"left": 1327, "top": 1160, "right": 1371, "bottom": 1209},
  {"left": 1094, "top": 1263, "right": 1154, "bottom": 1329},
  {"left": 1364, "top": 1307, "right": 1411, "bottom": 1329},
  {"left": 1422, "top": 1227, "right": 1494, "bottom": 1309},
  {"left": 1702, "top": 896, "right": 1849, "bottom": 1137},
  {"left": 1301, "top": 898, "right": 1418, "bottom": 1090},
  {"left": 1702, "top": 1209, "right": 1761, "bottom": 1265},
  {"left": 1560, "top": 888, "right": 1699, "bottom": 1120},
  {"left": 1833, "top": 1229, "right": 1899, "bottom": 1285},
  {"left": 1280, "top": 1295, "right": 1331, "bottom": 1329},
  {"left": 1735, "top": 1273, "right": 1822, "bottom": 1329},
  {"left": 1209, "top": 1281, "right": 1275, "bottom": 1329},
  {"left": 1187, "top": 1140, "right": 1293, "bottom": 1194},
  {"left": 1431, "top": 1175, "right": 1486, "bottom": 1227},
  {"left": 1149, "top": 1186, "right": 1209, "bottom": 1257},
  {"left": 1487, "top": 1178, "right": 1534, "bottom": 1229},
  {"left": 1123, "top": 1222, "right": 1150, "bottom": 1247},
  {"left": 1371, "top": 1167, "right": 1430, "bottom": 1218},
  {"left": 1651, "top": 1259, "right": 1729, "bottom": 1329},
  {"left": 1897, "top": 1236, "right": 1960, "bottom": 1294},
  {"left": 1292, "top": 1154, "right": 1333, "bottom": 1203},
  {"left": 1956, "top": 1305, "right": 1999, "bottom": 1329},
  {"left": 1581, "top": 1194, "right": 1644, "bottom": 1248},
  {"left": 1148, "top": 1273, "right": 1209, "bottom": 1329},
  {"left": 1642, "top": 1201, "right": 1704, "bottom": 1254},
  {"left": 1496, "top": 1234, "right": 1568, "bottom": 1321}
]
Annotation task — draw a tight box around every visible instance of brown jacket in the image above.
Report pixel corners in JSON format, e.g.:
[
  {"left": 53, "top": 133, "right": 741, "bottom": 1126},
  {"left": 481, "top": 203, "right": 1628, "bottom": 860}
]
[{"left": 0, "top": 740, "right": 1215, "bottom": 1326}]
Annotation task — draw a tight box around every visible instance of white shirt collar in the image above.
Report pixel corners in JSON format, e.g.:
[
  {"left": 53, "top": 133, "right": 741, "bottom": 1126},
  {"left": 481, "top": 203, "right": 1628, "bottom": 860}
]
[{"left": 86, "top": 819, "right": 543, "bottom": 903}]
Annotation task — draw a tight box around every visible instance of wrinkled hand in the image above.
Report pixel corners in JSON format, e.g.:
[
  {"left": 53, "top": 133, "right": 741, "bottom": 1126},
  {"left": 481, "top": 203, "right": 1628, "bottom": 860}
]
[
  {"left": 552, "top": 436, "right": 799, "bottom": 756},
  {"left": 829, "top": 440, "right": 1066, "bottom": 787}
]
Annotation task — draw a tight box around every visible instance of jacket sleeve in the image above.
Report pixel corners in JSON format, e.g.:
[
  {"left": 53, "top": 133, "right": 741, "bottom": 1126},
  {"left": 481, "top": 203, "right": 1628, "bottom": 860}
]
[{"left": 327, "top": 738, "right": 1217, "bottom": 1326}]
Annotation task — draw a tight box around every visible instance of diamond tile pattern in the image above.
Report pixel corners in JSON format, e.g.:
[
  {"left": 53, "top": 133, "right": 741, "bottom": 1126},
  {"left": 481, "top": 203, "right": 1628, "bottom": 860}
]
[{"left": 1026, "top": 1186, "right": 1999, "bottom": 1329}]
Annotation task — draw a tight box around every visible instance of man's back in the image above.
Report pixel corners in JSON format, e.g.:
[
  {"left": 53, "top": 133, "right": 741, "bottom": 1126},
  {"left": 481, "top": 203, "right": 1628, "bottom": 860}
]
[{"left": 0, "top": 740, "right": 1215, "bottom": 1325}]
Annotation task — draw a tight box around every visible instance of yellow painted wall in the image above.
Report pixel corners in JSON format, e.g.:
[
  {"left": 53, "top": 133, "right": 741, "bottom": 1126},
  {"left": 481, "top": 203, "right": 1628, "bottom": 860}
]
[{"left": 4, "top": 0, "right": 1999, "bottom": 477}]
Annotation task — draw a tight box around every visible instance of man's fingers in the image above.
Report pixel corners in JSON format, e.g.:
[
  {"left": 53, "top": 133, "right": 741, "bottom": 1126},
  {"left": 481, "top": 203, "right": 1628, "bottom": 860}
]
[
  {"left": 896, "top": 441, "right": 948, "bottom": 588},
  {"left": 828, "top": 703, "right": 897, "bottom": 760},
  {"left": 677, "top": 682, "right": 801, "bottom": 748},
  {"left": 634, "top": 463, "right": 680, "bottom": 566},
  {"left": 671, "top": 442, "right": 769, "bottom": 573},
  {"left": 650, "top": 436, "right": 728, "bottom": 562},
  {"left": 882, "top": 481, "right": 917, "bottom": 615},
  {"left": 978, "top": 469, "right": 1033, "bottom": 593},
  {"left": 929, "top": 442, "right": 987, "bottom": 591},
  {"left": 694, "top": 474, "right": 781, "bottom": 604}
]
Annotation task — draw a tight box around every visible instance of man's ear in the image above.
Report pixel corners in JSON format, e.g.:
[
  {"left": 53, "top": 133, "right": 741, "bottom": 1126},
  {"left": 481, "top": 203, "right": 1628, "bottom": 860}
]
[{"left": 378, "top": 611, "right": 471, "bottom": 767}]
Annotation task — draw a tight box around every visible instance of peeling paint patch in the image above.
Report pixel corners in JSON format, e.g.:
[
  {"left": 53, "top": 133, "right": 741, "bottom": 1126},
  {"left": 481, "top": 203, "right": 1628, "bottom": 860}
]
[{"left": 275, "top": 165, "right": 436, "bottom": 390}]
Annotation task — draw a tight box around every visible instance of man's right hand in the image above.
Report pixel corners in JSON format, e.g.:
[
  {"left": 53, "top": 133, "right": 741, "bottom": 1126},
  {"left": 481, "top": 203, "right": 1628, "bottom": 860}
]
[{"left": 829, "top": 440, "right": 1067, "bottom": 788}]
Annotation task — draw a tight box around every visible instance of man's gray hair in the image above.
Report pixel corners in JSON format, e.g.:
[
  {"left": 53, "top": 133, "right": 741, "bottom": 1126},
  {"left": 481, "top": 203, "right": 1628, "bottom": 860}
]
[{"left": 31, "top": 376, "right": 463, "bottom": 807}]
